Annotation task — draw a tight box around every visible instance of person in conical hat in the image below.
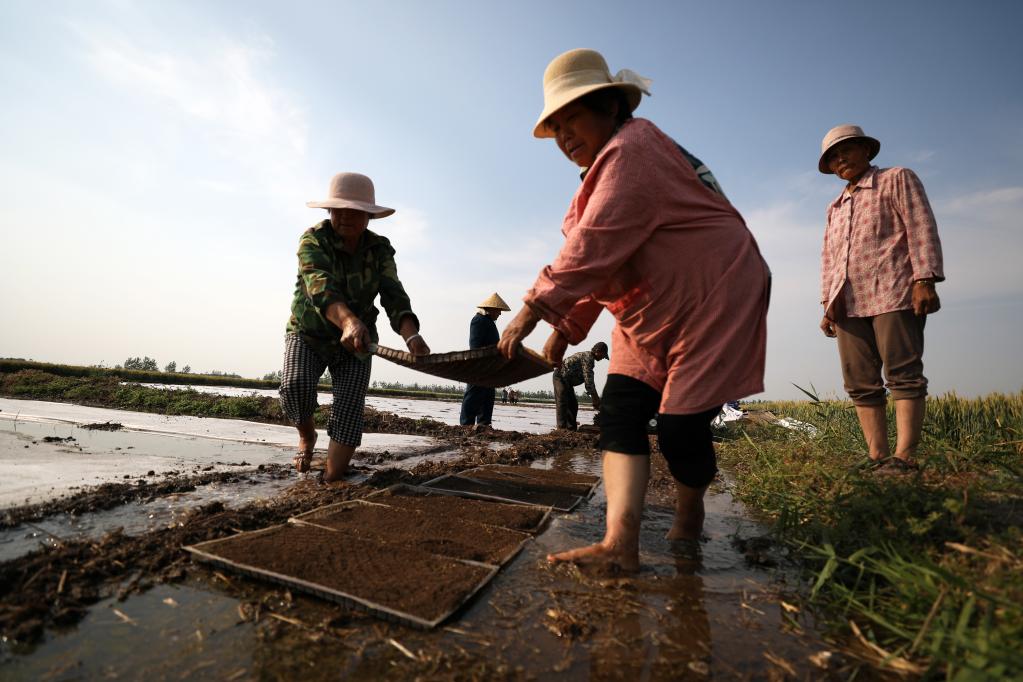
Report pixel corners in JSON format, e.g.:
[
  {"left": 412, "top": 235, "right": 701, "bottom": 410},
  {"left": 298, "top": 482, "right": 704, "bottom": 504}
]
[
  {"left": 459, "top": 293, "right": 511, "bottom": 428},
  {"left": 279, "top": 172, "right": 431, "bottom": 482},
  {"left": 498, "top": 49, "right": 770, "bottom": 571}
]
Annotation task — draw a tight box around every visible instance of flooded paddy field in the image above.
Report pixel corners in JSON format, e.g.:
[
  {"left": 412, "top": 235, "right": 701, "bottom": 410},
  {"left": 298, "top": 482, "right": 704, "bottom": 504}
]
[
  {"left": 0, "top": 395, "right": 840, "bottom": 680},
  {"left": 134, "top": 382, "right": 594, "bottom": 433}
]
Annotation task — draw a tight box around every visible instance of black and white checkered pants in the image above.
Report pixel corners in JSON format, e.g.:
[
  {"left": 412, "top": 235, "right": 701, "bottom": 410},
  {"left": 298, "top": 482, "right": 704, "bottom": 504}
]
[{"left": 279, "top": 333, "right": 371, "bottom": 447}]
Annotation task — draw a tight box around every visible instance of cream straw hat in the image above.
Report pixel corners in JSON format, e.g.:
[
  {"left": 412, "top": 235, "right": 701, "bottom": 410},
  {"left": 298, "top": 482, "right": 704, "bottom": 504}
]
[
  {"left": 818, "top": 125, "right": 881, "bottom": 174},
  {"left": 306, "top": 172, "right": 395, "bottom": 218},
  {"left": 533, "top": 48, "right": 651, "bottom": 139},
  {"left": 478, "top": 293, "right": 511, "bottom": 311}
]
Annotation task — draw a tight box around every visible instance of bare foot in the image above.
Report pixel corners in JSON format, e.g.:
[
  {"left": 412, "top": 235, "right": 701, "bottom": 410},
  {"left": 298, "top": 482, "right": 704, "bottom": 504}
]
[
  {"left": 293, "top": 452, "right": 313, "bottom": 473},
  {"left": 547, "top": 541, "right": 640, "bottom": 573},
  {"left": 294, "top": 430, "right": 316, "bottom": 473},
  {"left": 322, "top": 469, "right": 347, "bottom": 483},
  {"left": 666, "top": 500, "right": 704, "bottom": 541}
]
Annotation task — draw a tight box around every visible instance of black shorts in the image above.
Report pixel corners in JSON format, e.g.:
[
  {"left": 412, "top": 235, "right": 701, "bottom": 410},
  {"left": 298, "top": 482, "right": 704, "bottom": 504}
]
[{"left": 598, "top": 374, "right": 721, "bottom": 488}]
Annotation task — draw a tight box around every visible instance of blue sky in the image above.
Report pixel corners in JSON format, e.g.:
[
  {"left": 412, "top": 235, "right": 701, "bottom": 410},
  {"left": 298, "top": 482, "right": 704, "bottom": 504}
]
[{"left": 1, "top": 0, "right": 1021, "bottom": 399}]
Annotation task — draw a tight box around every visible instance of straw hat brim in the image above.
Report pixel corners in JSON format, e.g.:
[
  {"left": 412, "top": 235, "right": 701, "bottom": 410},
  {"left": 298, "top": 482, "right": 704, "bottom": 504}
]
[
  {"left": 818, "top": 135, "right": 881, "bottom": 174},
  {"left": 305, "top": 198, "right": 395, "bottom": 219},
  {"left": 533, "top": 81, "right": 642, "bottom": 139}
]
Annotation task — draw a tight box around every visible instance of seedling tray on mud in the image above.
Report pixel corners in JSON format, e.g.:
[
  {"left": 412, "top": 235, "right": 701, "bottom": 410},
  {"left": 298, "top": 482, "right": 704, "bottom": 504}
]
[
  {"left": 365, "top": 483, "right": 552, "bottom": 534},
  {"left": 422, "top": 465, "right": 600, "bottom": 512},
  {"left": 289, "top": 499, "right": 531, "bottom": 566},
  {"left": 184, "top": 523, "right": 496, "bottom": 629},
  {"left": 464, "top": 464, "right": 600, "bottom": 497}
]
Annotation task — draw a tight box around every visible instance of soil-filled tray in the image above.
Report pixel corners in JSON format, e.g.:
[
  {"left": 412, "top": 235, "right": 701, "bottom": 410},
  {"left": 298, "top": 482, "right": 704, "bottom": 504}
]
[
  {"left": 290, "top": 500, "right": 530, "bottom": 566},
  {"left": 422, "top": 474, "right": 586, "bottom": 512},
  {"left": 184, "top": 523, "right": 494, "bottom": 629},
  {"left": 464, "top": 464, "right": 600, "bottom": 497},
  {"left": 367, "top": 484, "right": 551, "bottom": 534}
]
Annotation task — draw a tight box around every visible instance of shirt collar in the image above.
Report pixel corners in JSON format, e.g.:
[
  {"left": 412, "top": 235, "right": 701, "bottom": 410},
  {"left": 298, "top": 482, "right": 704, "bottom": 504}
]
[
  {"left": 833, "top": 166, "right": 879, "bottom": 205},
  {"left": 578, "top": 119, "right": 634, "bottom": 181},
  {"left": 323, "top": 220, "right": 375, "bottom": 252}
]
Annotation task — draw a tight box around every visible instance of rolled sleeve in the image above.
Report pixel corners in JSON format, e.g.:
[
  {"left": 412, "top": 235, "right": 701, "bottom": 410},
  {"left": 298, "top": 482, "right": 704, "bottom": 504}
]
[
  {"left": 582, "top": 357, "right": 597, "bottom": 396},
  {"left": 525, "top": 144, "right": 658, "bottom": 335},
  {"left": 892, "top": 168, "right": 944, "bottom": 283}
]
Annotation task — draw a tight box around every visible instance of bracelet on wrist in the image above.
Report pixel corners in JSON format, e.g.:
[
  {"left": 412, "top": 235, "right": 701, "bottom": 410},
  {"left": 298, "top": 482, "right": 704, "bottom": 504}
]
[{"left": 405, "top": 333, "right": 422, "bottom": 345}]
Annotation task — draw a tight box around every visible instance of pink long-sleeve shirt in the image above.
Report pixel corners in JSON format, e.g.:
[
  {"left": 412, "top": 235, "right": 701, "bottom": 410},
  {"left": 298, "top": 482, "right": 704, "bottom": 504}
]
[
  {"left": 821, "top": 166, "right": 944, "bottom": 317},
  {"left": 525, "top": 118, "right": 770, "bottom": 415}
]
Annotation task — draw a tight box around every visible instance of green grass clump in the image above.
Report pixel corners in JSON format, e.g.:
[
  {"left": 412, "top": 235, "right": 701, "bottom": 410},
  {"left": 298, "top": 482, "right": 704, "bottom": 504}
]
[
  {"left": 1, "top": 369, "right": 297, "bottom": 425},
  {"left": 720, "top": 391, "right": 1023, "bottom": 678}
]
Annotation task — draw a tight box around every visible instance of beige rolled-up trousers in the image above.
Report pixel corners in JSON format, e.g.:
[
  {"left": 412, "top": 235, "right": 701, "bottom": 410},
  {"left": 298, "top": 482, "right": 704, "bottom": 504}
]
[{"left": 835, "top": 310, "right": 927, "bottom": 406}]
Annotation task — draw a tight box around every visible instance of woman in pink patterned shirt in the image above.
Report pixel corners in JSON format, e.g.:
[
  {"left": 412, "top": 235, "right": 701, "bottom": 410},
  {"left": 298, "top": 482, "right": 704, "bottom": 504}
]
[
  {"left": 818, "top": 125, "right": 944, "bottom": 470},
  {"left": 498, "top": 49, "right": 770, "bottom": 571}
]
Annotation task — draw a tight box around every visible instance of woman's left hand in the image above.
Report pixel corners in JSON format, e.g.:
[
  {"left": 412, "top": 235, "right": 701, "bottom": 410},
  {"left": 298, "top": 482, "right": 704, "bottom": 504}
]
[
  {"left": 498, "top": 305, "right": 541, "bottom": 359},
  {"left": 912, "top": 281, "right": 940, "bottom": 316},
  {"left": 406, "top": 335, "right": 431, "bottom": 356},
  {"left": 542, "top": 330, "right": 569, "bottom": 367}
]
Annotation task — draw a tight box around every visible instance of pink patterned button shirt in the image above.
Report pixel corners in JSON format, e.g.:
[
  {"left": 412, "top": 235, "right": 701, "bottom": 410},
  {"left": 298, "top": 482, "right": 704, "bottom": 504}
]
[
  {"left": 525, "top": 119, "right": 770, "bottom": 415},
  {"left": 821, "top": 166, "right": 944, "bottom": 317}
]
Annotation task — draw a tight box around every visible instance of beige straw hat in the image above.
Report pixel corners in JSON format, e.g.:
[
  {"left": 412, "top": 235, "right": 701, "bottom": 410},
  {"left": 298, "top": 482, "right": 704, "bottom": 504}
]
[
  {"left": 818, "top": 125, "right": 881, "bottom": 174},
  {"left": 306, "top": 172, "right": 395, "bottom": 218},
  {"left": 533, "top": 48, "right": 652, "bottom": 139},
  {"left": 478, "top": 293, "right": 511, "bottom": 311}
]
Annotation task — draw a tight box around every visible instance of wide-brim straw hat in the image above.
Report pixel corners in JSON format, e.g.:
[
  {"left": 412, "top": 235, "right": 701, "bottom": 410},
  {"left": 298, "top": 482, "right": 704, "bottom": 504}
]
[
  {"left": 478, "top": 292, "right": 511, "bottom": 311},
  {"left": 533, "top": 48, "right": 652, "bottom": 139},
  {"left": 306, "top": 172, "right": 395, "bottom": 218},
  {"left": 818, "top": 125, "right": 881, "bottom": 174}
]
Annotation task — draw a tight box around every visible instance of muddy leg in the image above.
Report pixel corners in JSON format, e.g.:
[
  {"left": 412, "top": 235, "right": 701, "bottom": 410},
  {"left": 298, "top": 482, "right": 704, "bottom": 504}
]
[
  {"left": 324, "top": 440, "right": 355, "bottom": 482},
  {"left": 294, "top": 417, "right": 317, "bottom": 472},
  {"left": 894, "top": 397, "right": 925, "bottom": 463},
  {"left": 667, "top": 482, "right": 708, "bottom": 541},
  {"left": 548, "top": 451, "right": 647, "bottom": 572},
  {"left": 854, "top": 404, "right": 890, "bottom": 461}
]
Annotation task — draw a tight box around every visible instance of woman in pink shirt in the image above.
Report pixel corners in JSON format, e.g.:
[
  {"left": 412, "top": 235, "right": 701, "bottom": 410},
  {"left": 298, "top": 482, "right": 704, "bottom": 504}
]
[{"left": 499, "top": 49, "right": 770, "bottom": 571}]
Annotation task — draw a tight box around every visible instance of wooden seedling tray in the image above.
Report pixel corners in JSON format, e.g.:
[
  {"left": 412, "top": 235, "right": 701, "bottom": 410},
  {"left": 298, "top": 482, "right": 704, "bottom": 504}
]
[
  {"left": 421, "top": 472, "right": 588, "bottom": 512},
  {"left": 464, "top": 464, "right": 600, "bottom": 498},
  {"left": 289, "top": 499, "right": 530, "bottom": 567},
  {"left": 365, "top": 483, "right": 552, "bottom": 534},
  {"left": 184, "top": 523, "right": 497, "bottom": 630}
]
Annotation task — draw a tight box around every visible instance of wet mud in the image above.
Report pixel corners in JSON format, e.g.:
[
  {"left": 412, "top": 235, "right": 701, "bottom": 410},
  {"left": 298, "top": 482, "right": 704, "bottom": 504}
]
[{"left": 0, "top": 396, "right": 841, "bottom": 680}]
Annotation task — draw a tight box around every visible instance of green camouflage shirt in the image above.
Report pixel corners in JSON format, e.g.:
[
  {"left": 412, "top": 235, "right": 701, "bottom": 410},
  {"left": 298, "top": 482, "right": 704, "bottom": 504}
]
[{"left": 286, "top": 220, "right": 417, "bottom": 362}]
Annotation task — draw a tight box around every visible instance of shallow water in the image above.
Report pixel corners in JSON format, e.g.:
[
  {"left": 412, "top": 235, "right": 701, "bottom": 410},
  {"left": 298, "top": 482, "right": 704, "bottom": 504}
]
[
  {"left": 0, "top": 448, "right": 829, "bottom": 680},
  {"left": 132, "top": 382, "right": 594, "bottom": 433},
  {"left": 0, "top": 398, "right": 444, "bottom": 508}
]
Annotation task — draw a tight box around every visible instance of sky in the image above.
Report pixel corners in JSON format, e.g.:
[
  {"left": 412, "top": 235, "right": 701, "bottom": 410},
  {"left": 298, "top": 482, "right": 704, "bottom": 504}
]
[{"left": 1, "top": 0, "right": 1021, "bottom": 400}]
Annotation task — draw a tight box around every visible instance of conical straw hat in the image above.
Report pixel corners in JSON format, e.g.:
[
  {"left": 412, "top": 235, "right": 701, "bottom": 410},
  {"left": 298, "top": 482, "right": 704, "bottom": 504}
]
[{"left": 478, "top": 292, "right": 511, "bottom": 311}]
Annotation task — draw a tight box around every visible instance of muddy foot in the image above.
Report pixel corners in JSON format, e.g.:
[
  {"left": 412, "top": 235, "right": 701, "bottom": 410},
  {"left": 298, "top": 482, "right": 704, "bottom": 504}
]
[
  {"left": 547, "top": 542, "right": 640, "bottom": 573},
  {"left": 293, "top": 452, "right": 313, "bottom": 473},
  {"left": 666, "top": 521, "right": 703, "bottom": 542}
]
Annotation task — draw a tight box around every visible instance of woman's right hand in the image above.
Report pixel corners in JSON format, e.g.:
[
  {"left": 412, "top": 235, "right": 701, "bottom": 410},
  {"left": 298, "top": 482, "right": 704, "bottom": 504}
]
[
  {"left": 819, "top": 316, "right": 837, "bottom": 338},
  {"left": 542, "top": 330, "right": 569, "bottom": 367},
  {"left": 340, "top": 317, "right": 371, "bottom": 353},
  {"left": 498, "top": 305, "right": 541, "bottom": 359}
]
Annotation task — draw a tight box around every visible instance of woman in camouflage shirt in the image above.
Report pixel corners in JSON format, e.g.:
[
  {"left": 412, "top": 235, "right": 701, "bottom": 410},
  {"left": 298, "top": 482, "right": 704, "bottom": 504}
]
[{"left": 281, "top": 173, "right": 430, "bottom": 482}]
